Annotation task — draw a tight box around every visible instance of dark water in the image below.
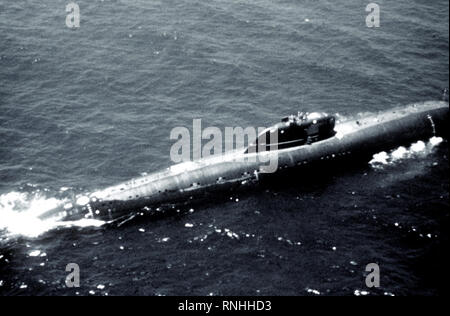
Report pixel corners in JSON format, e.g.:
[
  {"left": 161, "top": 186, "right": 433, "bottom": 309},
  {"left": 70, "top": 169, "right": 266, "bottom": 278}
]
[{"left": 0, "top": 0, "right": 449, "bottom": 296}]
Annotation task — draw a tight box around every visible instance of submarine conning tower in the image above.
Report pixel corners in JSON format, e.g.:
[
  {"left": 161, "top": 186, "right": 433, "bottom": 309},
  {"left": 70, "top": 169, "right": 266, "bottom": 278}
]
[{"left": 245, "top": 111, "right": 336, "bottom": 153}]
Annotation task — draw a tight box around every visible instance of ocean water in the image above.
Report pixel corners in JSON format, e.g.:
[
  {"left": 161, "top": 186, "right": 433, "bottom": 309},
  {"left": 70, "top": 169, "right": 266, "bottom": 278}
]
[{"left": 0, "top": 0, "right": 448, "bottom": 296}]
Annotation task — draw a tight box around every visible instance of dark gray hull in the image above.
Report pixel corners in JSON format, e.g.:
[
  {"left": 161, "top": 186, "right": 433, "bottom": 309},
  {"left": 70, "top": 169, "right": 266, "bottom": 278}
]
[{"left": 39, "top": 101, "right": 449, "bottom": 221}]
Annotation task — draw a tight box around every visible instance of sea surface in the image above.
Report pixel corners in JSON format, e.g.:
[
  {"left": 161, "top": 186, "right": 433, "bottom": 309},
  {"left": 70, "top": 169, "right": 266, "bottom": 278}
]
[{"left": 0, "top": 0, "right": 449, "bottom": 296}]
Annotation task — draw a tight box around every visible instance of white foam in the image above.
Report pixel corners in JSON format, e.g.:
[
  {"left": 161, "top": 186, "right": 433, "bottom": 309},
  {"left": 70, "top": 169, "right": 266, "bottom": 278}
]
[
  {"left": 371, "top": 152, "right": 389, "bottom": 165},
  {"left": 28, "top": 250, "right": 41, "bottom": 257},
  {"left": 0, "top": 191, "right": 105, "bottom": 239},
  {"left": 306, "top": 288, "right": 321, "bottom": 295},
  {"left": 410, "top": 141, "right": 426, "bottom": 152},
  {"left": 430, "top": 136, "right": 443, "bottom": 146},
  {"left": 76, "top": 196, "right": 90, "bottom": 206},
  {"left": 370, "top": 137, "right": 445, "bottom": 168},
  {"left": 391, "top": 146, "right": 408, "bottom": 159}
]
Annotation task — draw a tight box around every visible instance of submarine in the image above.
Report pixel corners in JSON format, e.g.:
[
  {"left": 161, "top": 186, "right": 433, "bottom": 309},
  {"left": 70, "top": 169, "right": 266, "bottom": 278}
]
[{"left": 38, "top": 101, "right": 449, "bottom": 222}]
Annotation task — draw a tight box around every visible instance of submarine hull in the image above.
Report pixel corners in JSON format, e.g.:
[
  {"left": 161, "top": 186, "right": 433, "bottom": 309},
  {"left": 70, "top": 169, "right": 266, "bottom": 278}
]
[{"left": 39, "top": 101, "right": 449, "bottom": 221}]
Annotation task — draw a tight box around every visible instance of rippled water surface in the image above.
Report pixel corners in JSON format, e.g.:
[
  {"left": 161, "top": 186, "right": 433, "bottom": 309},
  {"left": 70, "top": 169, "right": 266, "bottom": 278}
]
[{"left": 0, "top": 0, "right": 449, "bottom": 295}]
